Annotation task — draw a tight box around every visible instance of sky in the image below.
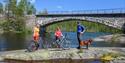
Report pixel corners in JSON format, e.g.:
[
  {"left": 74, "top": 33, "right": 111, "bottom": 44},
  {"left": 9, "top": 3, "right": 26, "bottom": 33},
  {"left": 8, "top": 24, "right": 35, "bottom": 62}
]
[
  {"left": 35, "top": 0, "right": 125, "bottom": 12},
  {"left": 0, "top": 0, "right": 125, "bottom": 12}
]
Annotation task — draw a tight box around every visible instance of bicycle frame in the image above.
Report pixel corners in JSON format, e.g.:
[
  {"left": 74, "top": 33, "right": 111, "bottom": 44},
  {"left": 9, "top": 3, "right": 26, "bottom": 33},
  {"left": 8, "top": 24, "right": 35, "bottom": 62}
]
[{"left": 53, "top": 34, "right": 71, "bottom": 49}]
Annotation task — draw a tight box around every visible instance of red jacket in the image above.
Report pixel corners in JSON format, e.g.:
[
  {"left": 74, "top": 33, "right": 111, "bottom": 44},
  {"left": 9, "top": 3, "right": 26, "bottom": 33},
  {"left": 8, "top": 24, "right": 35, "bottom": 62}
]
[{"left": 55, "top": 30, "right": 62, "bottom": 38}]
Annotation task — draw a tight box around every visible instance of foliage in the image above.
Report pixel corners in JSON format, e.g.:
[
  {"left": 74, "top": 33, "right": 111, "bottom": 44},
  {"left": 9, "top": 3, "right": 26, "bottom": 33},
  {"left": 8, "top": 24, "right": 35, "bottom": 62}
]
[
  {"left": 38, "top": 8, "right": 48, "bottom": 15},
  {"left": 26, "top": 1, "right": 36, "bottom": 15},
  {"left": 46, "top": 20, "right": 123, "bottom": 33},
  {"left": 0, "top": 0, "right": 36, "bottom": 33},
  {"left": 100, "top": 52, "right": 121, "bottom": 61},
  {"left": 0, "top": 2, "right": 3, "bottom": 13}
]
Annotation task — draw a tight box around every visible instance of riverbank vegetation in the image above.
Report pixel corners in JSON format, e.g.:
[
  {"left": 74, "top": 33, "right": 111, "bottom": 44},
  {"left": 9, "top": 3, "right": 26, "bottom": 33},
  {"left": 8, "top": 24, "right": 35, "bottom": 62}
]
[
  {"left": 0, "top": 0, "right": 123, "bottom": 34},
  {"left": 46, "top": 20, "right": 123, "bottom": 33},
  {"left": 0, "top": 0, "right": 36, "bottom": 34}
]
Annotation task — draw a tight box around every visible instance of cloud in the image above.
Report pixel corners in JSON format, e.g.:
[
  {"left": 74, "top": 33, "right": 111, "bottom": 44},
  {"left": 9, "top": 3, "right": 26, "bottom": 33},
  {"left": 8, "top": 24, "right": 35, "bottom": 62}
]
[
  {"left": 57, "top": 6, "right": 63, "bottom": 9},
  {"left": 30, "top": 0, "right": 36, "bottom": 4}
]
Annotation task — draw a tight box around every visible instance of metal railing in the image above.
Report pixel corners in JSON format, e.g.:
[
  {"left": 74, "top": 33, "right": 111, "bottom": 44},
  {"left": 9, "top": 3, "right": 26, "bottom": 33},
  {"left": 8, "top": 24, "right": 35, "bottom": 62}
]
[{"left": 48, "top": 8, "right": 125, "bottom": 14}]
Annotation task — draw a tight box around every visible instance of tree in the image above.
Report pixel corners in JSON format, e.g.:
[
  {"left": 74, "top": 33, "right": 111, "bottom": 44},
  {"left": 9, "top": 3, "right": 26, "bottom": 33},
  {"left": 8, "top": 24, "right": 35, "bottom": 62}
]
[
  {"left": 1, "top": 0, "right": 36, "bottom": 32},
  {"left": 0, "top": 3, "right": 3, "bottom": 14},
  {"left": 16, "top": 0, "right": 27, "bottom": 16},
  {"left": 26, "top": 2, "right": 36, "bottom": 15},
  {"left": 39, "top": 9, "right": 48, "bottom": 15}
]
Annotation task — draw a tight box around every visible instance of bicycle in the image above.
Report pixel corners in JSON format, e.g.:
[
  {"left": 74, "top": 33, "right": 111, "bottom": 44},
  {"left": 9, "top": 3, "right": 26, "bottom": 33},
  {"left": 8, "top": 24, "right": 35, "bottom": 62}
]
[
  {"left": 52, "top": 33, "right": 71, "bottom": 49},
  {"left": 26, "top": 40, "right": 40, "bottom": 52}
]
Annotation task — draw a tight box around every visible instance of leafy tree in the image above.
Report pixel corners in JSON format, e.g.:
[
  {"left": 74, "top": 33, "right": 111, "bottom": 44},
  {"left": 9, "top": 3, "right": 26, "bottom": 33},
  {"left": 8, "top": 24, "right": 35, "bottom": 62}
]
[
  {"left": 26, "top": 2, "right": 36, "bottom": 15},
  {"left": 1, "top": 0, "right": 36, "bottom": 32},
  {"left": 39, "top": 8, "right": 48, "bottom": 15},
  {"left": 0, "top": 3, "right": 3, "bottom": 14}
]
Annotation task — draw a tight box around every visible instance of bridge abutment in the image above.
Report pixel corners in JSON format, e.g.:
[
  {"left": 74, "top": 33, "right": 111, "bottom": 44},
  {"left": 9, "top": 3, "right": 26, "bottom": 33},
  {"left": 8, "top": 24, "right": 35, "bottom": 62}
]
[{"left": 123, "top": 23, "right": 125, "bottom": 34}]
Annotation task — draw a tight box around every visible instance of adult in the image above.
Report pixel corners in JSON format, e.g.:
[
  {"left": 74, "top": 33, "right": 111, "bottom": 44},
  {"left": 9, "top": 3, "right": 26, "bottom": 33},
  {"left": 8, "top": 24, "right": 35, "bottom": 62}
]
[
  {"left": 77, "top": 22, "right": 86, "bottom": 49},
  {"left": 33, "top": 24, "right": 40, "bottom": 50}
]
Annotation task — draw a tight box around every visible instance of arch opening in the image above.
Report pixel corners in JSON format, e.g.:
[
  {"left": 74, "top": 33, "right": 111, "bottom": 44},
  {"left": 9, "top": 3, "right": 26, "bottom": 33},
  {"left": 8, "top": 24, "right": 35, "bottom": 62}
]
[{"left": 41, "top": 19, "right": 122, "bottom": 33}]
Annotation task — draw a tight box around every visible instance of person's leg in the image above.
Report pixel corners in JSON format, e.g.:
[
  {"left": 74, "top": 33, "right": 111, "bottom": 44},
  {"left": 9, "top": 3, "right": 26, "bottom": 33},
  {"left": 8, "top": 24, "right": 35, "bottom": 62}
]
[
  {"left": 77, "top": 32, "right": 81, "bottom": 49},
  {"left": 35, "top": 36, "right": 40, "bottom": 50},
  {"left": 57, "top": 39, "right": 61, "bottom": 48},
  {"left": 35, "top": 43, "right": 39, "bottom": 50},
  {"left": 33, "top": 36, "right": 36, "bottom": 51},
  {"left": 33, "top": 36, "right": 39, "bottom": 50},
  {"left": 86, "top": 43, "right": 88, "bottom": 49},
  {"left": 55, "top": 36, "right": 60, "bottom": 48}
]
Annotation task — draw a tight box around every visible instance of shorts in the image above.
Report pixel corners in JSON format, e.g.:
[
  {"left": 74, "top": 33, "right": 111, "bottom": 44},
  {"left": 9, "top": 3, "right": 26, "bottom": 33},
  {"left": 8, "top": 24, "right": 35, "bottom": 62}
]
[{"left": 33, "top": 36, "right": 39, "bottom": 41}]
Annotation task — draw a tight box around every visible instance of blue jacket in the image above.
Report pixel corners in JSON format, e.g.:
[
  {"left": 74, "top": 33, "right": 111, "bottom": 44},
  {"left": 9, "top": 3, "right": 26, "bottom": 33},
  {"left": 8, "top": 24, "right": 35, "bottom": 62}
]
[{"left": 77, "top": 24, "right": 85, "bottom": 33}]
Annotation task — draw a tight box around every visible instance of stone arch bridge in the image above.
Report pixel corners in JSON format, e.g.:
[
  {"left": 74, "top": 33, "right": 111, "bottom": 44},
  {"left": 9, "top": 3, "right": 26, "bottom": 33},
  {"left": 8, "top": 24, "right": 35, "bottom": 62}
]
[{"left": 36, "top": 9, "right": 125, "bottom": 30}]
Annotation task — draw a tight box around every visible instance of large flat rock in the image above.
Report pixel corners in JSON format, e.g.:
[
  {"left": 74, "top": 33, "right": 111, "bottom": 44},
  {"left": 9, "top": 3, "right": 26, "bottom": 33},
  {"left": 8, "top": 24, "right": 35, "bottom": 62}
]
[
  {"left": 0, "top": 47, "right": 125, "bottom": 61},
  {"left": 93, "top": 34, "right": 125, "bottom": 43}
]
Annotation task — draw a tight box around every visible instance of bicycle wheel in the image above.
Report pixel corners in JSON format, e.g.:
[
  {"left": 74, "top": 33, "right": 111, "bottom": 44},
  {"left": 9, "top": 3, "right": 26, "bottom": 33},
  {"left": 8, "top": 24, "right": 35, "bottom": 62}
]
[
  {"left": 26, "top": 41, "right": 36, "bottom": 52},
  {"left": 65, "top": 40, "right": 71, "bottom": 49},
  {"left": 54, "top": 40, "right": 62, "bottom": 48}
]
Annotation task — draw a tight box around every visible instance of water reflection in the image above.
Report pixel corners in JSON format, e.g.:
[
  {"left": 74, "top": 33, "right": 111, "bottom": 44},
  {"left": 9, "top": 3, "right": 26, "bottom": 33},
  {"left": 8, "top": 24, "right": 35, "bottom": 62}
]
[
  {"left": 0, "top": 37, "right": 7, "bottom": 51},
  {"left": 0, "top": 32, "right": 125, "bottom": 51},
  {"left": 0, "top": 32, "right": 27, "bottom": 51}
]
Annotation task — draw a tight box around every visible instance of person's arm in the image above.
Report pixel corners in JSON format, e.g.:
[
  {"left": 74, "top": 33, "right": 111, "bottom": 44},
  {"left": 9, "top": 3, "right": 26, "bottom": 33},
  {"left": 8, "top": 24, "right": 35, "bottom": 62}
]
[
  {"left": 83, "top": 26, "right": 86, "bottom": 33},
  {"left": 81, "top": 25, "right": 86, "bottom": 34},
  {"left": 59, "top": 29, "right": 63, "bottom": 37},
  {"left": 55, "top": 31, "right": 57, "bottom": 36}
]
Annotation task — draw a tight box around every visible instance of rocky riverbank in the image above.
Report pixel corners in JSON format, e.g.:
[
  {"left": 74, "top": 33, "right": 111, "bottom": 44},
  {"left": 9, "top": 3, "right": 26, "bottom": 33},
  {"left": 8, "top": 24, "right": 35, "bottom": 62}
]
[
  {"left": 93, "top": 34, "right": 125, "bottom": 43},
  {"left": 0, "top": 47, "right": 125, "bottom": 62}
]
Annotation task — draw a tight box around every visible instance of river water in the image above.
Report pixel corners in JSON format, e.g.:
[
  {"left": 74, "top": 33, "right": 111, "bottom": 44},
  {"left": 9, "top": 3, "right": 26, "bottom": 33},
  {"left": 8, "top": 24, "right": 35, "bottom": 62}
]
[
  {"left": 0, "top": 32, "right": 124, "bottom": 51},
  {"left": 0, "top": 32, "right": 125, "bottom": 63}
]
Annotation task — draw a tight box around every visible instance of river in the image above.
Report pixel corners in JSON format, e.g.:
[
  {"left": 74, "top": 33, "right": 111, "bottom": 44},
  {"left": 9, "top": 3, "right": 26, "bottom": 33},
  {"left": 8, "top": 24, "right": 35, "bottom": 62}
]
[{"left": 0, "top": 32, "right": 124, "bottom": 51}]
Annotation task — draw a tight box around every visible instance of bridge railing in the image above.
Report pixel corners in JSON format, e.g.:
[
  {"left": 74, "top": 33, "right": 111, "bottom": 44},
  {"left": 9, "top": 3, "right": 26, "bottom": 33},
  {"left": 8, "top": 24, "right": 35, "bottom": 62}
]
[{"left": 48, "top": 8, "right": 125, "bottom": 14}]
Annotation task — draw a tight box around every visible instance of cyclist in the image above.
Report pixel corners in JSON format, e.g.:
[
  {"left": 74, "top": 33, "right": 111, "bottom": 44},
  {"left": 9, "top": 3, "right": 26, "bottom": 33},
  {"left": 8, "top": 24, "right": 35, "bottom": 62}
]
[
  {"left": 54, "top": 27, "right": 63, "bottom": 48},
  {"left": 55, "top": 26, "right": 63, "bottom": 41}
]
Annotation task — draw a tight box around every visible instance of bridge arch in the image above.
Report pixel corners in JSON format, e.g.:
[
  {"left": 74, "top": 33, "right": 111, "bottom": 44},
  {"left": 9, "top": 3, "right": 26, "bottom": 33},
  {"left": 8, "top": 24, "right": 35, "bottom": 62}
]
[
  {"left": 38, "top": 17, "right": 121, "bottom": 30},
  {"left": 38, "top": 18, "right": 123, "bottom": 34}
]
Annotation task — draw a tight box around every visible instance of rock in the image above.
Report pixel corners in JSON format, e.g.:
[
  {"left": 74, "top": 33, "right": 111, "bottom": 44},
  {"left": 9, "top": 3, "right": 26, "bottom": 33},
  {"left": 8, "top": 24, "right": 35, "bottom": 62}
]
[
  {"left": 94, "top": 34, "right": 125, "bottom": 43},
  {"left": 0, "top": 48, "right": 124, "bottom": 61},
  {"left": 93, "top": 38, "right": 105, "bottom": 42},
  {"left": 117, "top": 56, "right": 125, "bottom": 60},
  {"left": 70, "top": 52, "right": 80, "bottom": 59},
  {"left": 0, "top": 56, "right": 4, "bottom": 61},
  {"left": 4, "top": 53, "right": 31, "bottom": 60},
  {"left": 119, "top": 37, "right": 125, "bottom": 43}
]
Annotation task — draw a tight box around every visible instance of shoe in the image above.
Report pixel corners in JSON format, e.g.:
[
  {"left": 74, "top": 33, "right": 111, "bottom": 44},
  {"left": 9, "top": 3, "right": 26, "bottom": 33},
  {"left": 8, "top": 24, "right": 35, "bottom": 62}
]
[{"left": 77, "top": 46, "right": 80, "bottom": 49}]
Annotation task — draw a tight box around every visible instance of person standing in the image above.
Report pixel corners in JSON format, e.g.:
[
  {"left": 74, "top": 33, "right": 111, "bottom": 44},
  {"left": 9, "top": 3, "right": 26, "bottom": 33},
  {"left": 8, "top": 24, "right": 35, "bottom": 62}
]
[
  {"left": 33, "top": 24, "right": 40, "bottom": 50},
  {"left": 77, "top": 22, "right": 86, "bottom": 49}
]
